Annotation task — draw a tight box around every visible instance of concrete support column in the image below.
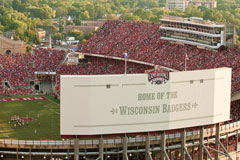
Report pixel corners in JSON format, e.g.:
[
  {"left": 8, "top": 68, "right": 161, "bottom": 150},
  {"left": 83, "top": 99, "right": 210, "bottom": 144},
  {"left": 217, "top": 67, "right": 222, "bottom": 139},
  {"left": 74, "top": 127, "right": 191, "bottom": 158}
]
[
  {"left": 226, "top": 132, "right": 229, "bottom": 152},
  {"left": 237, "top": 130, "right": 239, "bottom": 160},
  {"left": 169, "top": 150, "right": 172, "bottom": 159},
  {"left": 191, "top": 141, "right": 194, "bottom": 160},
  {"left": 67, "top": 149, "right": 69, "bottom": 160},
  {"left": 181, "top": 129, "right": 186, "bottom": 160},
  {"left": 74, "top": 138, "right": 79, "bottom": 160},
  {"left": 50, "top": 148, "right": 53, "bottom": 159},
  {"left": 145, "top": 132, "right": 150, "bottom": 160},
  {"left": 17, "top": 147, "right": 19, "bottom": 160},
  {"left": 215, "top": 123, "right": 220, "bottom": 160},
  {"left": 29, "top": 148, "right": 31, "bottom": 160},
  {"left": 237, "top": 130, "right": 239, "bottom": 151},
  {"left": 99, "top": 136, "right": 104, "bottom": 160},
  {"left": 161, "top": 131, "right": 166, "bottom": 160},
  {"left": 117, "top": 152, "right": 120, "bottom": 160},
  {"left": 123, "top": 134, "right": 128, "bottom": 160},
  {"left": 199, "top": 126, "right": 204, "bottom": 160}
]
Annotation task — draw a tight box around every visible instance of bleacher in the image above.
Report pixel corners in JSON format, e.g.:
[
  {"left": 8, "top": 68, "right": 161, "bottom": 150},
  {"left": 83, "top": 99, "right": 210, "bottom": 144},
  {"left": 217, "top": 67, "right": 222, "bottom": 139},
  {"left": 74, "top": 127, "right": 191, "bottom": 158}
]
[{"left": 0, "top": 20, "right": 239, "bottom": 122}]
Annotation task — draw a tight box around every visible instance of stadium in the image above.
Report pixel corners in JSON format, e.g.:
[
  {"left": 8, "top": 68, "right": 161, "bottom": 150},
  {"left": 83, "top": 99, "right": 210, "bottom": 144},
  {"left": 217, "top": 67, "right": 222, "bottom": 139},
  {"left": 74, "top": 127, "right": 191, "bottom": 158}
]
[{"left": 0, "top": 18, "right": 239, "bottom": 160}]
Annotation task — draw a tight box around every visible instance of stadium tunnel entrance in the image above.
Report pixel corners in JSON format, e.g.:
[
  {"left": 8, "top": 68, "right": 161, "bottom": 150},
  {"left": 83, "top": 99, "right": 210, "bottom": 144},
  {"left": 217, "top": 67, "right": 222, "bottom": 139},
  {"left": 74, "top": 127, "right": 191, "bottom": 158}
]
[
  {"left": 34, "top": 72, "right": 56, "bottom": 94},
  {"left": 5, "top": 50, "right": 11, "bottom": 55},
  {"left": 30, "top": 80, "right": 34, "bottom": 86},
  {"left": 39, "top": 80, "right": 53, "bottom": 94},
  {"left": 34, "top": 84, "right": 39, "bottom": 91},
  {"left": 4, "top": 81, "right": 11, "bottom": 89}
]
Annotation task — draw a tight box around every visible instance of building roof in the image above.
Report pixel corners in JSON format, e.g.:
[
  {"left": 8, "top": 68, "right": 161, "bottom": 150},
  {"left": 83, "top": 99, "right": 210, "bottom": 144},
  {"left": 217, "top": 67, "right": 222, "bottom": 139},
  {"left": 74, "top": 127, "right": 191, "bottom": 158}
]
[{"left": 160, "top": 16, "right": 224, "bottom": 27}]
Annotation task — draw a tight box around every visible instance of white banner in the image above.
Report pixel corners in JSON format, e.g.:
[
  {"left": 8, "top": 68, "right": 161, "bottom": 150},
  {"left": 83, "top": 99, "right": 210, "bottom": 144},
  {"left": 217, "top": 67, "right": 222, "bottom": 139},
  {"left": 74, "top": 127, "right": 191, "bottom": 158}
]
[
  {"left": 68, "top": 57, "right": 78, "bottom": 64},
  {"left": 34, "top": 71, "right": 56, "bottom": 75},
  {"left": 60, "top": 68, "right": 231, "bottom": 135}
]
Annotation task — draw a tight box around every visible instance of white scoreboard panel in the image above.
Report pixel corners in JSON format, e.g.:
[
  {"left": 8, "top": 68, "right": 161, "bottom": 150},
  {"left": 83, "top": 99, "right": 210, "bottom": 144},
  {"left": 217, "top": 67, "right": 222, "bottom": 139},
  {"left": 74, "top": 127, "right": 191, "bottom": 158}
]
[{"left": 60, "top": 68, "right": 231, "bottom": 135}]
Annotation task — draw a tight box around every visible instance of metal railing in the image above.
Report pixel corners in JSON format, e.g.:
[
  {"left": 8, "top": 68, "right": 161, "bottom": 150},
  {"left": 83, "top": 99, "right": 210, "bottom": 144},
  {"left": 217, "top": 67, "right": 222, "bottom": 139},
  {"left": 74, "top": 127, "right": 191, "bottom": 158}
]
[{"left": 0, "top": 121, "right": 239, "bottom": 147}]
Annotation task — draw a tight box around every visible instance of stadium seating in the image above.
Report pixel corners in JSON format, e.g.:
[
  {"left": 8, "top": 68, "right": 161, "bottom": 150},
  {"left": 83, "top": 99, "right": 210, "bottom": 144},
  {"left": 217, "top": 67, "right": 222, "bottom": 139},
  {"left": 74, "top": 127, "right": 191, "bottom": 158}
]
[
  {"left": 231, "top": 99, "right": 240, "bottom": 121},
  {"left": 55, "top": 56, "right": 152, "bottom": 93},
  {"left": 0, "top": 20, "right": 239, "bottom": 122},
  {"left": 0, "top": 48, "right": 66, "bottom": 96},
  {"left": 78, "top": 20, "right": 240, "bottom": 94},
  {"left": 0, "top": 53, "right": 31, "bottom": 95},
  {"left": 23, "top": 48, "right": 66, "bottom": 79}
]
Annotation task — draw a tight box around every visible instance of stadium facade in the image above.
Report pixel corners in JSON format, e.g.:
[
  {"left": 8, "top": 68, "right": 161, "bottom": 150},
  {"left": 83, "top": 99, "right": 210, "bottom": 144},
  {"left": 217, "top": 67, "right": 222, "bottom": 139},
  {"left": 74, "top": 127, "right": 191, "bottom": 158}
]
[{"left": 0, "top": 19, "right": 239, "bottom": 160}]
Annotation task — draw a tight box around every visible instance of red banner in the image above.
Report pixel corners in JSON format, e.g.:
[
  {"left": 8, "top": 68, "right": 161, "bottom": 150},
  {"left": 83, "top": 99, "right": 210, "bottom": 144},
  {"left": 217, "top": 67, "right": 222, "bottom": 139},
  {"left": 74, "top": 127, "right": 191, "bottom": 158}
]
[{"left": 0, "top": 97, "right": 47, "bottom": 102}]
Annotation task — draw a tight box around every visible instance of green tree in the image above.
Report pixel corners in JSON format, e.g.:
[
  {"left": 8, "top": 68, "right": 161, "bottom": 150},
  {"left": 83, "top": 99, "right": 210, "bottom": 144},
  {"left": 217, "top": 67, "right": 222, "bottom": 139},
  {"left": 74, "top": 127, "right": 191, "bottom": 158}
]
[
  {"left": 159, "top": 0, "right": 165, "bottom": 7},
  {"left": 26, "top": 45, "right": 32, "bottom": 52},
  {"left": 73, "top": 18, "right": 81, "bottom": 26},
  {"left": 83, "top": 32, "right": 94, "bottom": 40},
  {"left": 151, "top": 8, "right": 169, "bottom": 17},
  {"left": 86, "top": 4, "right": 95, "bottom": 18},
  {"left": 40, "top": 4, "right": 56, "bottom": 19},
  {"left": 78, "top": 11, "right": 90, "bottom": 20},
  {"left": 0, "top": 23, "right": 4, "bottom": 32},
  {"left": 139, "top": 10, "right": 153, "bottom": 20},
  {"left": 55, "top": 6, "right": 67, "bottom": 17},
  {"left": 59, "top": 24, "right": 64, "bottom": 32},
  {"left": 68, "top": 29, "right": 82, "bottom": 40},
  {"left": 169, "top": 8, "right": 184, "bottom": 17},
  {"left": 184, "top": 5, "right": 203, "bottom": 17},
  {"left": 137, "top": 0, "right": 159, "bottom": 8},
  {"left": 107, "top": 14, "right": 118, "bottom": 20},
  {"left": 94, "top": 4, "right": 104, "bottom": 19},
  {"left": 203, "top": 9, "right": 223, "bottom": 22},
  {"left": 134, "top": 8, "right": 144, "bottom": 16},
  {"left": 149, "top": 15, "right": 160, "bottom": 23},
  {"left": 12, "top": 0, "right": 22, "bottom": 11},
  {"left": 120, "top": 13, "right": 141, "bottom": 21},
  {"left": 0, "top": 5, "right": 7, "bottom": 15},
  {"left": 24, "top": 30, "right": 40, "bottom": 44},
  {"left": 81, "top": 39, "right": 87, "bottom": 44},
  {"left": 53, "top": 32, "right": 64, "bottom": 40}
]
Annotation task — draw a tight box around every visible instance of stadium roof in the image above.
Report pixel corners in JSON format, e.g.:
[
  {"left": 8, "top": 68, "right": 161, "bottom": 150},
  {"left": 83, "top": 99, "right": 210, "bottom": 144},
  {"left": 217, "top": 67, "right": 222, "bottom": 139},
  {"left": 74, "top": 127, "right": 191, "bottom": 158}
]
[{"left": 160, "top": 16, "right": 224, "bottom": 27}]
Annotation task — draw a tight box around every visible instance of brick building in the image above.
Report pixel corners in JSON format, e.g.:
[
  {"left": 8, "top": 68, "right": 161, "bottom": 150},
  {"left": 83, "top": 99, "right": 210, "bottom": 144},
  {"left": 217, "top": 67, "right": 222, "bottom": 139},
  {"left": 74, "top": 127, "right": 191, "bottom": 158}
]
[{"left": 0, "top": 36, "right": 26, "bottom": 54}]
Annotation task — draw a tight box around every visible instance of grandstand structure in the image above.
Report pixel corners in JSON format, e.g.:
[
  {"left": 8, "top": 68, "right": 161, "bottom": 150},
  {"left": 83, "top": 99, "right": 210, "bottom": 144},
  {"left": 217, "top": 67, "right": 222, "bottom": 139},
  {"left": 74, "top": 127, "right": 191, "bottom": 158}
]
[
  {"left": 0, "top": 20, "right": 239, "bottom": 160},
  {"left": 159, "top": 16, "right": 235, "bottom": 49}
]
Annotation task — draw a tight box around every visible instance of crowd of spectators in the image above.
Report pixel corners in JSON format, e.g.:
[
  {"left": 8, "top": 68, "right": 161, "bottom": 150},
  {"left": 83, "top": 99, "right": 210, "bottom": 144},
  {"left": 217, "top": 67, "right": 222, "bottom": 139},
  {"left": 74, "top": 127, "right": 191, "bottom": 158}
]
[
  {"left": 0, "top": 48, "right": 66, "bottom": 96},
  {"left": 0, "top": 53, "right": 31, "bottom": 95},
  {"left": 78, "top": 20, "right": 240, "bottom": 94},
  {"left": 23, "top": 48, "right": 66, "bottom": 79},
  {"left": 0, "top": 48, "right": 150, "bottom": 96},
  {"left": 231, "top": 99, "right": 240, "bottom": 121},
  {"left": 55, "top": 56, "right": 152, "bottom": 93},
  {"left": 0, "top": 20, "right": 239, "bottom": 122}
]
